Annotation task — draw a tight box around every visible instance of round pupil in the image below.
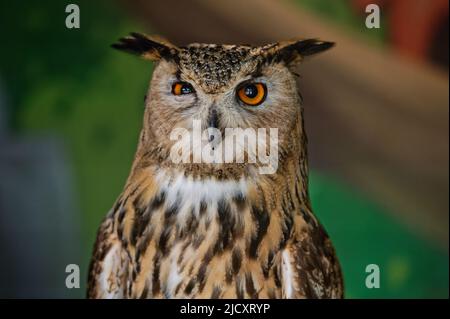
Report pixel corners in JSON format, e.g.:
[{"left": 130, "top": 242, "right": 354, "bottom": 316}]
[
  {"left": 244, "top": 85, "right": 258, "bottom": 98},
  {"left": 181, "top": 84, "right": 191, "bottom": 94}
]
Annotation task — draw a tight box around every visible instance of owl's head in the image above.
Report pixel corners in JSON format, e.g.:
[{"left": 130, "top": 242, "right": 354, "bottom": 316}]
[{"left": 113, "top": 33, "right": 333, "bottom": 176}]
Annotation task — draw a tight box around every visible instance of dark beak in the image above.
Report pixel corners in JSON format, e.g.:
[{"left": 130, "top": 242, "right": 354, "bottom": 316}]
[{"left": 208, "top": 108, "right": 219, "bottom": 143}]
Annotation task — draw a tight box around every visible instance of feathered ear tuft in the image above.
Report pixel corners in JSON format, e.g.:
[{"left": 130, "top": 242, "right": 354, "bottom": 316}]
[
  {"left": 273, "top": 39, "right": 335, "bottom": 67},
  {"left": 111, "top": 32, "right": 179, "bottom": 61},
  {"left": 286, "top": 39, "right": 334, "bottom": 56}
]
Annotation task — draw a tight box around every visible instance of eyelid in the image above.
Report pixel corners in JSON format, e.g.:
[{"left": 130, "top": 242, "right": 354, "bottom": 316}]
[
  {"left": 238, "top": 78, "right": 262, "bottom": 87},
  {"left": 235, "top": 77, "right": 268, "bottom": 94}
]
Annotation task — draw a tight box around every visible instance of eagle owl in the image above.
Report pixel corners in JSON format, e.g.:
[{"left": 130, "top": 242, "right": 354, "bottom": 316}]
[{"left": 87, "top": 33, "right": 343, "bottom": 299}]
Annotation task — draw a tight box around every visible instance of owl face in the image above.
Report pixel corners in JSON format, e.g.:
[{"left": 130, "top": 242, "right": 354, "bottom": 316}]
[
  {"left": 147, "top": 48, "right": 300, "bottom": 141},
  {"left": 113, "top": 33, "right": 333, "bottom": 174}
]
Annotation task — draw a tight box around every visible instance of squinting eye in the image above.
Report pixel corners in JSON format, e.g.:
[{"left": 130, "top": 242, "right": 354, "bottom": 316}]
[
  {"left": 172, "top": 82, "right": 194, "bottom": 95},
  {"left": 237, "top": 83, "right": 267, "bottom": 106}
]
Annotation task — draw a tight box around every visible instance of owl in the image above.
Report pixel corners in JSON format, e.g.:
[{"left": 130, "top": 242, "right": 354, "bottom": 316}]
[{"left": 87, "top": 32, "right": 343, "bottom": 299}]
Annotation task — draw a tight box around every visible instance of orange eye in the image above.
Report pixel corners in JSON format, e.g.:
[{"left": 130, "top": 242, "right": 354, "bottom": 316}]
[
  {"left": 172, "top": 82, "right": 194, "bottom": 95},
  {"left": 237, "top": 83, "right": 267, "bottom": 106}
]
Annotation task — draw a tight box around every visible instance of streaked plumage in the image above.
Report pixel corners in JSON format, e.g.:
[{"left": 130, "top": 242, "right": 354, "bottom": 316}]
[{"left": 87, "top": 33, "right": 343, "bottom": 299}]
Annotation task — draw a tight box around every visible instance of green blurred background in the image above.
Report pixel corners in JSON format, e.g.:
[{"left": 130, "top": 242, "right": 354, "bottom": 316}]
[{"left": 0, "top": 0, "right": 448, "bottom": 298}]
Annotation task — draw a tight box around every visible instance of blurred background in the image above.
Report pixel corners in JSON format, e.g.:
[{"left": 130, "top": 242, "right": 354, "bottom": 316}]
[{"left": 0, "top": 0, "right": 448, "bottom": 298}]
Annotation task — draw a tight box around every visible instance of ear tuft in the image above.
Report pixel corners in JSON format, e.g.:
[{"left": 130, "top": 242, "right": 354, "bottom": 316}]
[
  {"left": 275, "top": 39, "right": 335, "bottom": 67},
  {"left": 111, "top": 32, "right": 179, "bottom": 61}
]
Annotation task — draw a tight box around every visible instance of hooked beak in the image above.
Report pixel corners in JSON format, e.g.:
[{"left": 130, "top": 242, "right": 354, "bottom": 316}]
[{"left": 208, "top": 108, "right": 219, "bottom": 143}]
